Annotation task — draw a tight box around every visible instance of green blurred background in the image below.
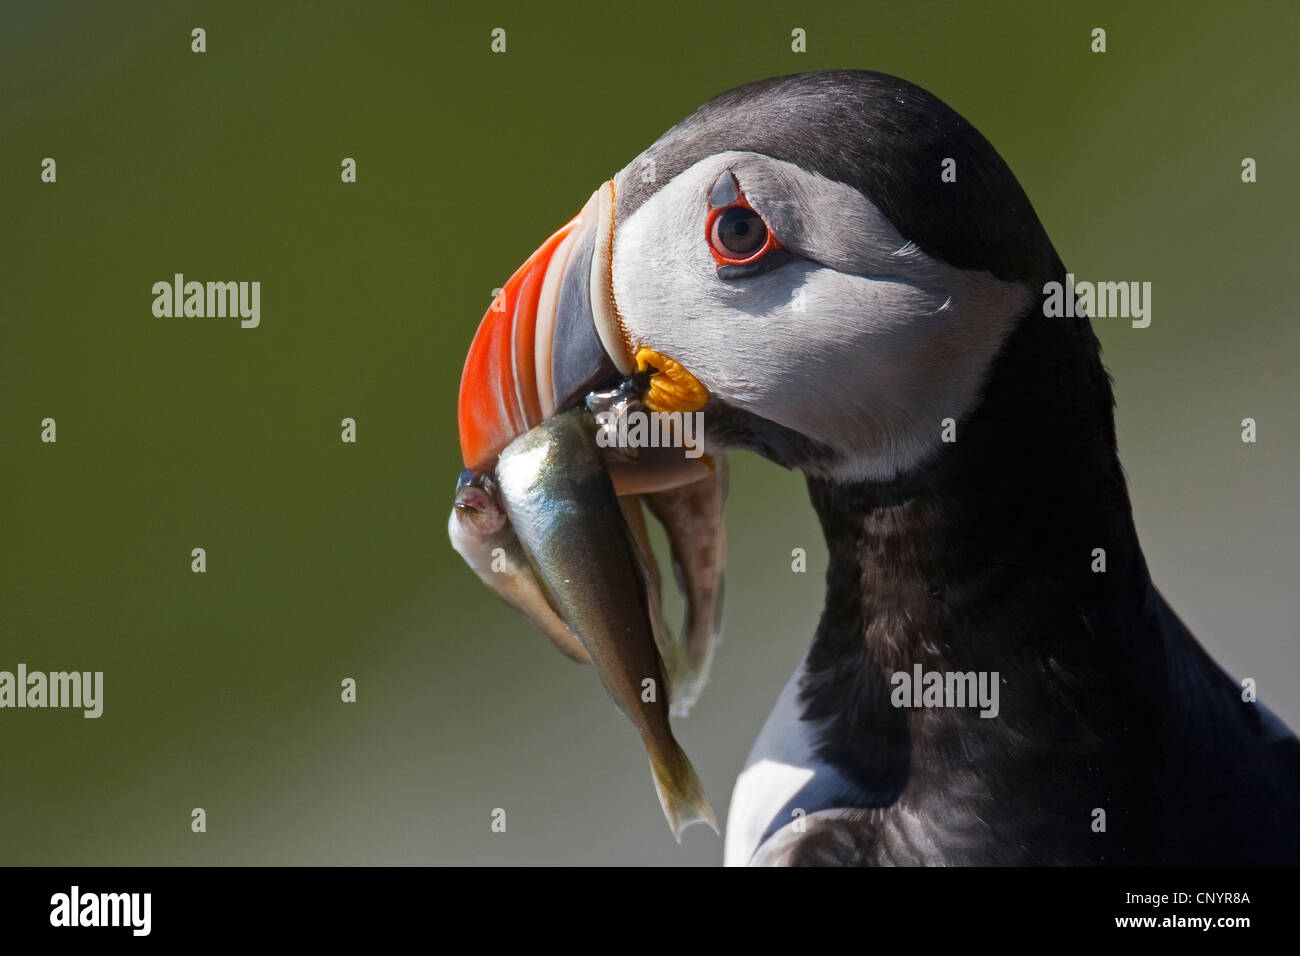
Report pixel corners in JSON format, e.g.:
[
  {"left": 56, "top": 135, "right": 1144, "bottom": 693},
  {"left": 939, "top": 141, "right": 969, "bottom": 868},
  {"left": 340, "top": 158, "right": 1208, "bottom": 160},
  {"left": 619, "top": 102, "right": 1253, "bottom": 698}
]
[{"left": 1, "top": 0, "right": 1295, "bottom": 865}]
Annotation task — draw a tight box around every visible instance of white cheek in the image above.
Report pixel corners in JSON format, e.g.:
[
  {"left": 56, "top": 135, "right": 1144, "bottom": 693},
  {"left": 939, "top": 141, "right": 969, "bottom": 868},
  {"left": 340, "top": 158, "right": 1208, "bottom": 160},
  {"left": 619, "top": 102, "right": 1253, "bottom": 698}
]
[{"left": 612, "top": 154, "right": 1030, "bottom": 480}]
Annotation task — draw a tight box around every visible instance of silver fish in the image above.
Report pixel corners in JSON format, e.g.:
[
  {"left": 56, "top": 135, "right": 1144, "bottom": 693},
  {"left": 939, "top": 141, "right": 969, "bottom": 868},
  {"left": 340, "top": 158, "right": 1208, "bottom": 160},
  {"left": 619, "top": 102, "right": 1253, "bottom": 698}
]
[
  {"left": 495, "top": 407, "right": 717, "bottom": 840},
  {"left": 586, "top": 378, "right": 728, "bottom": 715},
  {"left": 448, "top": 468, "right": 591, "bottom": 665},
  {"left": 449, "top": 469, "right": 676, "bottom": 675},
  {"left": 646, "top": 456, "right": 728, "bottom": 717}
]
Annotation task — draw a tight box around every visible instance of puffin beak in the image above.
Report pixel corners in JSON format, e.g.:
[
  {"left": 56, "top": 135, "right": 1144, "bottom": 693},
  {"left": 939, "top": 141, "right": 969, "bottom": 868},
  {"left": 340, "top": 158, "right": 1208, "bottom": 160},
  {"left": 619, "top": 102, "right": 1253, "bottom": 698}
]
[
  {"left": 458, "top": 181, "right": 714, "bottom": 491},
  {"left": 458, "top": 182, "right": 629, "bottom": 471}
]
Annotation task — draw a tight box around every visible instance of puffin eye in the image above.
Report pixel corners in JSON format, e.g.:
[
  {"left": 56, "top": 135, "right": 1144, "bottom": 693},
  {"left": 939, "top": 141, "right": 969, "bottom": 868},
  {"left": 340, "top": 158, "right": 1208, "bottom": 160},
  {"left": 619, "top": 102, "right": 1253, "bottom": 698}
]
[
  {"left": 711, "top": 207, "right": 767, "bottom": 258},
  {"left": 704, "top": 173, "right": 788, "bottom": 277}
]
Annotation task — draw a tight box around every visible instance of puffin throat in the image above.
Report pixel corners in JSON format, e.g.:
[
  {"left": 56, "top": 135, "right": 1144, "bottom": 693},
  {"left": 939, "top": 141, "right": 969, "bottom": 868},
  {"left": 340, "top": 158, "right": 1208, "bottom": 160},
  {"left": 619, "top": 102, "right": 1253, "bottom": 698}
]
[{"left": 792, "top": 298, "right": 1163, "bottom": 858}]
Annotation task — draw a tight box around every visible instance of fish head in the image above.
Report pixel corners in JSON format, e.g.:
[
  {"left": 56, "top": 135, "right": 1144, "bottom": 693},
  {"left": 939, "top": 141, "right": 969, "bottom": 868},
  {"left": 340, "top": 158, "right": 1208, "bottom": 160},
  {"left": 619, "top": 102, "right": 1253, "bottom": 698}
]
[{"left": 451, "top": 468, "right": 507, "bottom": 537}]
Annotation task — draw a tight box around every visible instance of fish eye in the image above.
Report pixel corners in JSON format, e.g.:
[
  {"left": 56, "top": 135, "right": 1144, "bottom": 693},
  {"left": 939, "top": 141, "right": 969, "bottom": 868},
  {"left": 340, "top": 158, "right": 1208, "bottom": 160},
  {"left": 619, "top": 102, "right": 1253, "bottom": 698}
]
[
  {"left": 710, "top": 207, "right": 767, "bottom": 259},
  {"left": 454, "top": 469, "right": 505, "bottom": 530}
]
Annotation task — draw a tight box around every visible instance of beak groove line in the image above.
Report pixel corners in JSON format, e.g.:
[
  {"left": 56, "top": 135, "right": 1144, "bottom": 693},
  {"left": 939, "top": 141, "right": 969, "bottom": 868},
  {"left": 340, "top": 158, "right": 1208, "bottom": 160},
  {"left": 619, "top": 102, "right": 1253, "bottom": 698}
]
[{"left": 590, "top": 180, "right": 633, "bottom": 376}]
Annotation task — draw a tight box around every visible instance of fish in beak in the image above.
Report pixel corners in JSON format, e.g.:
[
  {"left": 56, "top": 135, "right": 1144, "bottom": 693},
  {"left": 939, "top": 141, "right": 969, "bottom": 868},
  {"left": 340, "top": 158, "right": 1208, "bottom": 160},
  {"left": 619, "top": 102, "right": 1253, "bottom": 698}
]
[
  {"left": 448, "top": 468, "right": 591, "bottom": 665},
  {"left": 644, "top": 459, "right": 728, "bottom": 716},
  {"left": 449, "top": 467, "right": 694, "bottom": 691},
  {"left": 451, "top": 183, "right": 730, "bottom": 837},
  {"left": 494, "top": 408, "right": 717, "bottom": 840}
]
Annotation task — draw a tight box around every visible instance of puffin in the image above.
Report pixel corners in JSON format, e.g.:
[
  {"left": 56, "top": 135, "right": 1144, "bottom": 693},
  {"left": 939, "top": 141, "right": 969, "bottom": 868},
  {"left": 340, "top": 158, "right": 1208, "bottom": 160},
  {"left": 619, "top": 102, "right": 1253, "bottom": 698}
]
[{"left": 455, "top": 69, "right": 1300, "bottom": 865}]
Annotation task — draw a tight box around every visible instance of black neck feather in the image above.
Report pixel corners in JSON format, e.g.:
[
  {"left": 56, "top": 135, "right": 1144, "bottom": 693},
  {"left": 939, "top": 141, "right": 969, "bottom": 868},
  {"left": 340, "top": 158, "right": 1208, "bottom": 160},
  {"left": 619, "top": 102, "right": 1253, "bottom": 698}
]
[{"left": 797, "top": 303, "right": 1167, "bottom": 862}]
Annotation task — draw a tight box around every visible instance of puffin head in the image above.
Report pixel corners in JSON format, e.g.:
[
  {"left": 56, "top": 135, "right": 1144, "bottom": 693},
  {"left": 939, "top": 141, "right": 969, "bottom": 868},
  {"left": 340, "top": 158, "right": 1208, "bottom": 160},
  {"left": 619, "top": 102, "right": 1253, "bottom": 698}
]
[{"left": 459, "top": 69, "right": 1063, "bottom": 488}]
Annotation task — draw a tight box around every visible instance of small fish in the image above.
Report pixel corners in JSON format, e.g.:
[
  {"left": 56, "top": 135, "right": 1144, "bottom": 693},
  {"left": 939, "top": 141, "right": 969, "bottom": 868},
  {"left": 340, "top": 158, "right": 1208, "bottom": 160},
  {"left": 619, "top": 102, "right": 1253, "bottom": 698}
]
[
  {"left": 586, "top": 378, "right": 729, "bottom": 715},
  {"left": 448, "top": 468, "right": 590, "bottom": 665},
  {"left": 495, "top": 407, "right": 718, "bottom": 840},
  {"left": 449, "top": 470, "right": 671, "bottom": 674},
  {"left": 618, "top": 494, "right": 689, "bottom": 706},
  {"left": 646, "top": 457, "right": 728, "bottom": 717}
]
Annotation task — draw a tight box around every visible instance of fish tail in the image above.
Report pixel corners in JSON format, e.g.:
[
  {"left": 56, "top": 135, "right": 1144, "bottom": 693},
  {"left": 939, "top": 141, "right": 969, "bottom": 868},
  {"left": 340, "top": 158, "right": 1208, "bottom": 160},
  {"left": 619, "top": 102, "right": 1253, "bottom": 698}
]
[
  {"left": 667, "top": 663, "right": 710, "bottom": 719},
  {"left": 648, "top": 742, "right": 718, "bottom": 842}
]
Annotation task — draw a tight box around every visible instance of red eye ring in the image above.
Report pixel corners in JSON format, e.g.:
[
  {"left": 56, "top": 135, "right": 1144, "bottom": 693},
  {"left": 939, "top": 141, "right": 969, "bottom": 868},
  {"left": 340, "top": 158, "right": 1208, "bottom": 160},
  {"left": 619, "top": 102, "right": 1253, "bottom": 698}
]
[{"left": 706, "top": 190, "right": 782, "bottom": 267}]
